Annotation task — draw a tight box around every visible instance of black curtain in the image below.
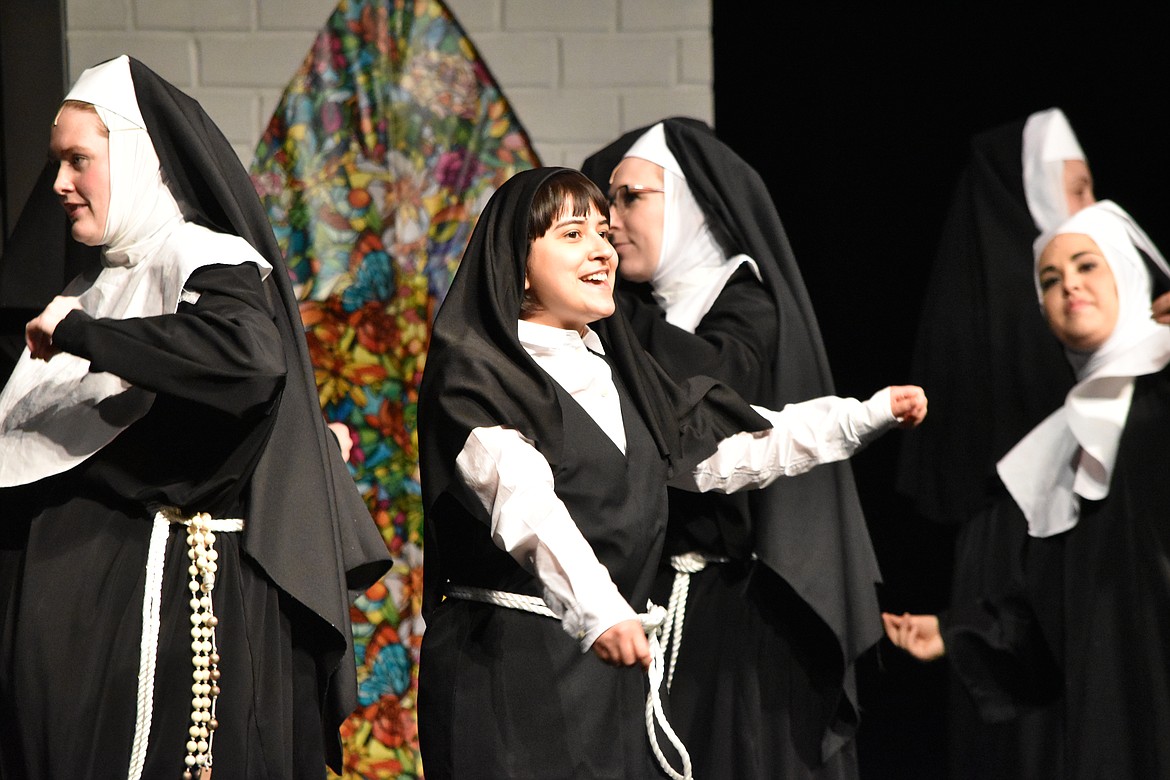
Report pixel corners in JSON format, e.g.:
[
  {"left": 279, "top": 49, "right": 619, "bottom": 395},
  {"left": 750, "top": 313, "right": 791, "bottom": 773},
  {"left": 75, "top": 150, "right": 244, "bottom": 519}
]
[
  {"left": 0, "top": 0, "right": 69, "bottom": 383},
  {"left": 712, "top": 7, "right": 1170, "bottom": 778}
]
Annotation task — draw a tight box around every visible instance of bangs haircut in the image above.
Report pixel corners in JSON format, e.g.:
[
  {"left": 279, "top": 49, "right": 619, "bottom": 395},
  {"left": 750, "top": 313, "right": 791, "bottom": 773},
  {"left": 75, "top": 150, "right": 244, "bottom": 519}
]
[{"left": 528, "top": 169, "right": 610, "bottom": 244}]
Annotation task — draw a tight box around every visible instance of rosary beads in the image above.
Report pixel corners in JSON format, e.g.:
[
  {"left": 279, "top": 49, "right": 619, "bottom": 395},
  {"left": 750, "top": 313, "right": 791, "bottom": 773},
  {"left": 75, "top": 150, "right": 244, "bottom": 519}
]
[{"left": 182, "top": 513, "right": 220, "bottom": 780}]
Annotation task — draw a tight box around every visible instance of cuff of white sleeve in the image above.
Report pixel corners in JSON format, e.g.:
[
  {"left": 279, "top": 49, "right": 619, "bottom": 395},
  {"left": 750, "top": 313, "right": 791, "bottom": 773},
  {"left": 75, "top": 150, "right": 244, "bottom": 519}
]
[
  {"left": 568, "top": 589, "right": 639, "bottom": 653},
  {"left": 862, "top": 387, "right": 898, "bottom": 431}
]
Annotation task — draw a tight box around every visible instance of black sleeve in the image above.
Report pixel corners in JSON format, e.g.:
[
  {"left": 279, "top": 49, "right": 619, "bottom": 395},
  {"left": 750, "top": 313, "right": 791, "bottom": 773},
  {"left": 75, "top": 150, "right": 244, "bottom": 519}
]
[
  {"left": 52, "top": 263, "right": 286, "bottom": 417},
  {"left": 619, "top": 264, "right": 776, "bottom": 400},
  {"left": 939, "top": 591, "right": 1063, "bottom": 722},
  {"left": 932, "top": 487, "right": 1064, "bottom": 721}
]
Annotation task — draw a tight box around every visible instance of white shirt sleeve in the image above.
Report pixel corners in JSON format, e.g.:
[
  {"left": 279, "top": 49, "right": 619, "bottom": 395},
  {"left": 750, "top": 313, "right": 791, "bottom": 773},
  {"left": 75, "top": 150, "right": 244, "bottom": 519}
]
[
  {"left": 683, "top": 387, "right": 897, "bottom": 493},
  {"left": 454, "top": 425, "right": 638, "bottom": 651}
]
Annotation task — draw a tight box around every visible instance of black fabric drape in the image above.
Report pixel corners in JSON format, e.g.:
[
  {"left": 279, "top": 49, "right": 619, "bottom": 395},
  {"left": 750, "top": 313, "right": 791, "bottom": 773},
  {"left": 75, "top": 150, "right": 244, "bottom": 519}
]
[{"left": 127, "top": 58, "right": 392, "bottom": 767}]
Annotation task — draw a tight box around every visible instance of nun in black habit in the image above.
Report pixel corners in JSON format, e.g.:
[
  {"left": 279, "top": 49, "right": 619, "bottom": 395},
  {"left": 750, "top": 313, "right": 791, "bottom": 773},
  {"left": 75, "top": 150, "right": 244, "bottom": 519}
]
[
  {"left": 581, "top": 118, "right": 885, "bottom": 777},
  {"left": 0, "top": 56, "right": 389, "bottom": 779},
  {"left": 416, "top": 166, "right": 925, "bottom": 779},
  {"left": 885, "top": 200, "right": 1170, "bottom": 779}
]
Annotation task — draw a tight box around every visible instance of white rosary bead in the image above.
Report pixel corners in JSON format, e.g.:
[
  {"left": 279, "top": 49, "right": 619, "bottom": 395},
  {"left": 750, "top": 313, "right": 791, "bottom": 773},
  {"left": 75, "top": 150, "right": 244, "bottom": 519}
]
[{"left": 183, "top": 513, "right": 222, "bottom": 778}]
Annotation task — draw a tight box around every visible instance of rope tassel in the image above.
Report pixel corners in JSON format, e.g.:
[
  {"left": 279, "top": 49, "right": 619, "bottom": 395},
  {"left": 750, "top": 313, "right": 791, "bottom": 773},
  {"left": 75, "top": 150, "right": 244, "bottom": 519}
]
[{"left": 641, "top": 603, "right": 693, "bottom": 780}]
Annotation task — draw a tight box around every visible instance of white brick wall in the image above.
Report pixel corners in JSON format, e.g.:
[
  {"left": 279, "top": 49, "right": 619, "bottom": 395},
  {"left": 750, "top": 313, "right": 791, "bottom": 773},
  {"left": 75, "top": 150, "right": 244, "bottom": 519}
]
[{"left": 64, "top": 0, "right": 712, "bottom": 167}]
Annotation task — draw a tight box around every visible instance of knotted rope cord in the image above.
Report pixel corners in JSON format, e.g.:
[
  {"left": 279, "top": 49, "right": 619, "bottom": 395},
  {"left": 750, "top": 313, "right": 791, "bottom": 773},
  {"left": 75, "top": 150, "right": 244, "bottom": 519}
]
[
  {"left": 640, "top": 603, "right": 693, "bottom": 780},
  {"left": 445, "top": 585, "right": 556, "bottom": 617},
  {"left": 662, "top": 552, "right": 729, "bottom": 692},
  {"left": 128, "top": 513, "right": 171, "bottom": 780},
  {"left": 127, "top": 509, "right": 242, "bottom": 780},
  {"left": 445, "top": 584, "right": 693, "bottom": 780}
]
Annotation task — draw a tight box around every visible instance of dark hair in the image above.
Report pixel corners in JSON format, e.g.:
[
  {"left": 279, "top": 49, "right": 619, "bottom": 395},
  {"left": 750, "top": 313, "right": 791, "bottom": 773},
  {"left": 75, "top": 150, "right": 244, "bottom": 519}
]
[
  {"left": 521, "top": 169, "right": 611, "bottom": 318},
  {"left": 527, "top": 169, "right": 609, "bottom": 244}
]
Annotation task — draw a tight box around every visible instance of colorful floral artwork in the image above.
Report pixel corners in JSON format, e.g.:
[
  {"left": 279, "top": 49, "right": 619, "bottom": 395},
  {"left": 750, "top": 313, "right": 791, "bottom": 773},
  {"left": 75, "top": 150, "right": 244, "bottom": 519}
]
[{"left": 249, "top": 1, "right": 539, "bottom": 776}]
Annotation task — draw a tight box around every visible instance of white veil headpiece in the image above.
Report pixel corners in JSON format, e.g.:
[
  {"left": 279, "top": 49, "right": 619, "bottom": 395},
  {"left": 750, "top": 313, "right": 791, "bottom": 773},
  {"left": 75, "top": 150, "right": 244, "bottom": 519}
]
[
  {"left": 622, "top": 123, "right": 759, "bottom": 333},
  {"left": 0, "top": 55, "right": 271, "bottom": 487},
  {"left": 1022, "top": 107, "right": 1087, "bottom": 232},
  {"left": 997, "top": 201, "right": 1170, "bottom": 537}
]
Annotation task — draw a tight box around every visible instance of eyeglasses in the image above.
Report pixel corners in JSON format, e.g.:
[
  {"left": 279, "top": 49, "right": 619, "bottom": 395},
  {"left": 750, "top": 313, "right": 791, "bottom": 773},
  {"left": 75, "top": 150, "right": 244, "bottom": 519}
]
[{"left": 607, "top": 184, "right": 665, "bottom": 212}]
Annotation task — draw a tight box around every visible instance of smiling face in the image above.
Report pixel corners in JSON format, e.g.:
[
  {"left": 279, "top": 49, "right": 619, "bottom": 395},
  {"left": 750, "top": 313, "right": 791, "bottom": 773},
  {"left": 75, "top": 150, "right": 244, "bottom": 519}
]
[
  {"left": 522, "top": 199, "right": 618, "bottom": 333},
  {"left": 1037, "top": 232, "right": 1119, "bottom": 352},
  {"left": 607, "top": 156, "right": 665, "bottom": 283},
  {"left": 50, "top": 104, "right": 111, "bottom": 246}
]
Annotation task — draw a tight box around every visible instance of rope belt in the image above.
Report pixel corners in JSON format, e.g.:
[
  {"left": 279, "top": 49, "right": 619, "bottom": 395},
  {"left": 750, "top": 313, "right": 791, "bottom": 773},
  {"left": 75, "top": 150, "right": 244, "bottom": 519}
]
[
  {"left": 128, "top": 509, "right": 243, "bottom": 780},
  {"left": 446, "top": 584, "right": 694, "bottom": 780},
  {"left": 662, "top": 552, "right": 729, "bottom": 692}
]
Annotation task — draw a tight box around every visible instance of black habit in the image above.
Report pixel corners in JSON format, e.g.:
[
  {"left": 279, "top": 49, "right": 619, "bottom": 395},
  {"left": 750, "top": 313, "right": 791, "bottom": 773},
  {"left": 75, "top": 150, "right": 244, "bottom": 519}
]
[
  {"left": 0, "top": 57, "right": 389, "bottom": 778},
  {"left": 582, "top": 117, "right": 881, "bottom": 773},
  {"left": 417, "top": 167, "right": 769, "bottom": 779}
]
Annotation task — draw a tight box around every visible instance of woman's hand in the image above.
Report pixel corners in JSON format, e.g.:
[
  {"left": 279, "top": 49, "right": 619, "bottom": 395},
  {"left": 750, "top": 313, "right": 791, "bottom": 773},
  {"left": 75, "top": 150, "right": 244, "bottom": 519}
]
[
  {"left": 327, "top": 421, "right": 354, "bottom": 463},
  {"left": 25, "top": 296, "right": 82, "bottom": 360},
  {"left": 882, "top": 611, "right": 945, "bottom": 661},
  {"left": 1152, "top": 291, "right": 1170, "bottom": 324},
  {"left": 592, "top": 619, "right": 651, "bottom": 669},
  {"left": 889, "top": 385, "right": 928, "bottom": 428}
]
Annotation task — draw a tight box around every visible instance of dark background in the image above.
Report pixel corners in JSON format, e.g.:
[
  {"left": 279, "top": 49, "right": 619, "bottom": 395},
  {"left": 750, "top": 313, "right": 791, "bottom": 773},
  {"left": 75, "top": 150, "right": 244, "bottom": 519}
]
[{"left": 712, "top": 6, "right": 1170, "bottom": 778}]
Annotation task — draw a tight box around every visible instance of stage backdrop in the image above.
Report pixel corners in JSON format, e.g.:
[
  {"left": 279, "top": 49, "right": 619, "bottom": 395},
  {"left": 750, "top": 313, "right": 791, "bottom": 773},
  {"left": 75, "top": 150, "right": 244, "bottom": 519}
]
[{"left": 250, "top": 1, "right": 539, "bottom": 776}]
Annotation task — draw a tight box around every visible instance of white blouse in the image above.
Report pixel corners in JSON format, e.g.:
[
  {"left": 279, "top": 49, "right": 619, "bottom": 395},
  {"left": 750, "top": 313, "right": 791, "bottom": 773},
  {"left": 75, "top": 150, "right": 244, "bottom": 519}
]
[{"left": 454, "top": 320, "right": 895, "bottom": 650}]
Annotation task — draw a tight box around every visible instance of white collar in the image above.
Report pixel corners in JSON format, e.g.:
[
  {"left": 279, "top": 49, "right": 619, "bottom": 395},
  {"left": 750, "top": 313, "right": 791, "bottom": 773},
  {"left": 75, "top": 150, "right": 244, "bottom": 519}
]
[{"left": 517, "top": 319, "right": 605, "bottom": 355}]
